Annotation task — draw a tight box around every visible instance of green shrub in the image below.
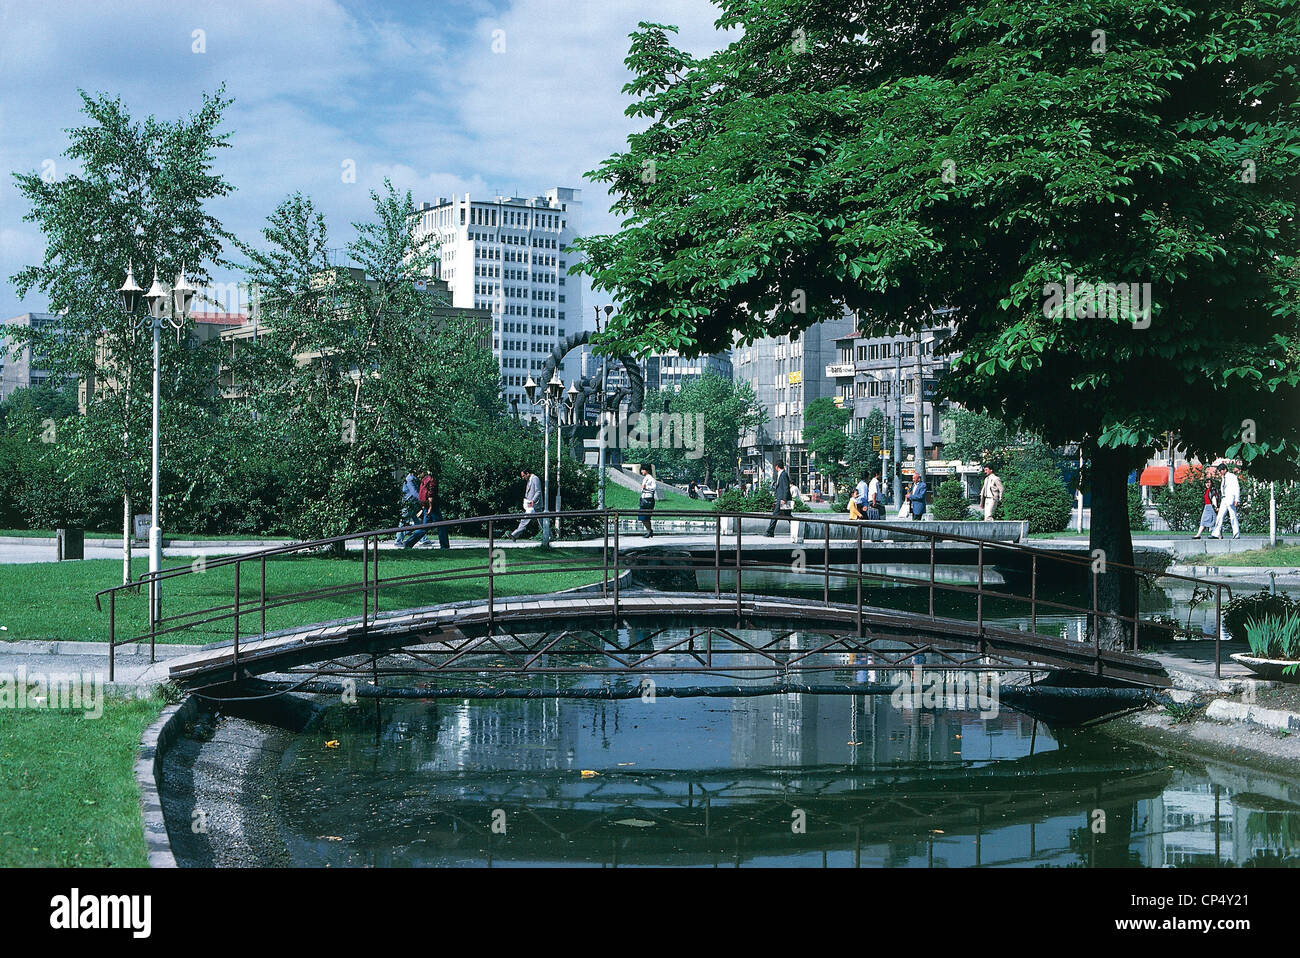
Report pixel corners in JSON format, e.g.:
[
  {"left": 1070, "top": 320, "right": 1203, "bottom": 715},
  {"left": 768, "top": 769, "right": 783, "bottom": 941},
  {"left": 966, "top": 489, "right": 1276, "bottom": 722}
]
[
  {"left": 931, "top": 478, "right": 972, "bottom": 520},
  {"left": 1000, "top": 469, "right": 1072, "bottom": 533},
  {"left": 1127, "top": 484, "right": 1149, "bottom": 531},
  {"left": 1224, "top": 589, "right": 1298, "bottom": 642},
  {"left": 1152, "top": 466, "right": 1208, "bottom": 532},
  {"left": 714, "top": 483, "right": 776, "bottom": 514},
  {"left": 1240, "top": 475, "right": 1300, "bottom": 536},
  {"left": 1244, "top": 612, "right": 1300, "bottom": 659}
]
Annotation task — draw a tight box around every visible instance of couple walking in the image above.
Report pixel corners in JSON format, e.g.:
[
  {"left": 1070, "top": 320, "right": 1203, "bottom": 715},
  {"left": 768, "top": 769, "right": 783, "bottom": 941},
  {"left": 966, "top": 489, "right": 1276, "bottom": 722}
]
[
  {"left": 1194, "top": 463, "right": 1242, "bottom": 539},
  {"left": 396, "top": 468, "right": 449, "bottom": 549}
]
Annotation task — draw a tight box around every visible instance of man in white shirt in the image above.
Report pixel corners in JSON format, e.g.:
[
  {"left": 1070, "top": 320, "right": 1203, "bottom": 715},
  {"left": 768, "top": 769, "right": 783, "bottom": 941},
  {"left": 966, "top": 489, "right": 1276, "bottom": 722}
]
[{"left": 1210, "top": 464, "right": 1241, "bottom": 539}]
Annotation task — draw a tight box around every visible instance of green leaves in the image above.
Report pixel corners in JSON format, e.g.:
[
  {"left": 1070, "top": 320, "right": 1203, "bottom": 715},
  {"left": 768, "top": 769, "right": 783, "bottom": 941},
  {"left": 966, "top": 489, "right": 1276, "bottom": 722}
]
[{"left": 577, "top": 0, "right": 1300, "bottom": 477}]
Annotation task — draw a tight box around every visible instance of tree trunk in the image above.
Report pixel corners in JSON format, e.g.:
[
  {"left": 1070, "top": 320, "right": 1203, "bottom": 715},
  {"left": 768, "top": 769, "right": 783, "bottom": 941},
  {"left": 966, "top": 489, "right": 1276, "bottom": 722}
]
[
  {"left": 1087, "top": 443, "right": 1139, "bottom": 650},
  {"left": 122, "top": 490, "right": 132, "bottom": 586}
]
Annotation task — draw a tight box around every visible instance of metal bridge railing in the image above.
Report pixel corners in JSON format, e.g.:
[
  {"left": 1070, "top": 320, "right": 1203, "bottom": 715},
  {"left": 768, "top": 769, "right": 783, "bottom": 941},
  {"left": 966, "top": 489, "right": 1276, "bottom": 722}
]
[{"left": 94, "top": 509, "right": 1234, "bottom": 683}]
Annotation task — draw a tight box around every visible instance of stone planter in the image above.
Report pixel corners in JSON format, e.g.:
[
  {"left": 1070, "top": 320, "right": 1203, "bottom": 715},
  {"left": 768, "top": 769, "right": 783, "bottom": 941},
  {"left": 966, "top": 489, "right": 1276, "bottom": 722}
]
[{"left": 1230, "top": 652, "right": 1300, "bottom": 683}]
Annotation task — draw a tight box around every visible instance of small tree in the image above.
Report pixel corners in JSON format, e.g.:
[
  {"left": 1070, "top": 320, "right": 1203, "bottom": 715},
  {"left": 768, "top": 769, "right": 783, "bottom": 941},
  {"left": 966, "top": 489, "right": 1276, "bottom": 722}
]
[
  {"left": 803, "top": 397, "right": 851, "bottom": 481},
  {"left": 1153, "top": 464, "right": 1208, "bottom": 532},
  {"left": 1001, "top": 470, "right": 1073, "bottom": 534},
  {"left": 931, "top": 478, "right": 972, "bottom": 521},
  {"left": 1127, "top": 485, "right": 1150, "bottom": 532}
]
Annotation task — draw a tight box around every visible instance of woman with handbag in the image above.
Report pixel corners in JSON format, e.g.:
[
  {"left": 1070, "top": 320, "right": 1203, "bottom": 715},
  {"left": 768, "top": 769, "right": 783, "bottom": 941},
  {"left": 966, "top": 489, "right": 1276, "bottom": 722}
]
[{"left": 638, "top": 464, "right": 657, "bottom": 537}]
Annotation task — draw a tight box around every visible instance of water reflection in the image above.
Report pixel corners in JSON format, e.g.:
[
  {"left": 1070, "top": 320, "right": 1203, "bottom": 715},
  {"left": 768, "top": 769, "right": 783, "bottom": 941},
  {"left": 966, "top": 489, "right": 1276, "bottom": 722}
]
[{"left": 269, "top": 638, "right": 1300, "bottom": 867}]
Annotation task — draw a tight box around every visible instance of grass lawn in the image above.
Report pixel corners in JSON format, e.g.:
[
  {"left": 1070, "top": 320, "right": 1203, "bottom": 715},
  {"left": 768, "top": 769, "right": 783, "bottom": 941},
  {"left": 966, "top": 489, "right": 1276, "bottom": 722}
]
[
  {"left": 1209, "top": 544, "right": 1300, "bottom": 567},
  {"left": 604, "top": 481, "right": 715, "bottom": 512},
  {"left": 0, "top": 547, "right": 605, "bottom": 645},
  {"left": 0, "top": 693, "right": 166, "bottom": 867}
]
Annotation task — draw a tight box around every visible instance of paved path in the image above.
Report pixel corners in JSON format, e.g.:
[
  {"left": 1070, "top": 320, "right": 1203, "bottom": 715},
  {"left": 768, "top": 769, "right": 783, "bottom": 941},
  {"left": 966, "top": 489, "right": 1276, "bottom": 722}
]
[{"left": 0, "top": 640, "right": 200, "bottom": 690}]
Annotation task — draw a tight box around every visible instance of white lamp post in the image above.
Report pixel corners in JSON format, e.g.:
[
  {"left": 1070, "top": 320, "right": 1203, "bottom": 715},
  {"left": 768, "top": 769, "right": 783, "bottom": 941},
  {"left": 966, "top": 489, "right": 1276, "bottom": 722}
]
[
  {"left": 593, "top": 304, "right": 615, "bottom": 510},
  {"left": 121, "top": 263, "right": 193, "bottom": 621},
  {"left": 524, "top": 372, "right": 564, "bottom": 544}
]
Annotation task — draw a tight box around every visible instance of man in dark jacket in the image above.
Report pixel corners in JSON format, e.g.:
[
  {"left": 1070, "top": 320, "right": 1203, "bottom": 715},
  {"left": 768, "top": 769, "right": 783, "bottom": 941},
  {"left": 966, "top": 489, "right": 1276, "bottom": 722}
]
[{"left": 765, "top": 461, "right": 793, "bottom": 537}]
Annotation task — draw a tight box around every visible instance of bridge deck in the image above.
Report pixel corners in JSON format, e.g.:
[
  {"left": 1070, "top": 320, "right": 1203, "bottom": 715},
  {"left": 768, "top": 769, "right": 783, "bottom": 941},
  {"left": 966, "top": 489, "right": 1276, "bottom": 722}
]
[{"left": 165, "top": 591, "right": 1170, "bottom": 689}]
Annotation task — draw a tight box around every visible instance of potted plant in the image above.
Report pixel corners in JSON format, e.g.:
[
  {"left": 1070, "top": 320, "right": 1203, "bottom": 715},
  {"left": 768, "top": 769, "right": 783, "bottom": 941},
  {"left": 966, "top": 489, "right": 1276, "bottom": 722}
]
[{"left": 1231, "top": 612, "right": 1300, "bottom": 682}]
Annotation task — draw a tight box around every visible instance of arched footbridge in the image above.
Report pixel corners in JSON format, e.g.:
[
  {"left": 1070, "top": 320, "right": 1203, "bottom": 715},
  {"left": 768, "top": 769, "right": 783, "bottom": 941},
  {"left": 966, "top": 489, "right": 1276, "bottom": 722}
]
[{"left": 96, "top": 510, "right": 1237, "bottom": 709}]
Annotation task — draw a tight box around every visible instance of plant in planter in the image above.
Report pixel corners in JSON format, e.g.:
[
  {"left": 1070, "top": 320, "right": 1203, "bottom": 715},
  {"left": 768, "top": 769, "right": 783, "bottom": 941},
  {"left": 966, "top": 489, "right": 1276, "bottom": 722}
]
[{"left": 1233, "top": 611, "right": 1300, "bottom": 680}]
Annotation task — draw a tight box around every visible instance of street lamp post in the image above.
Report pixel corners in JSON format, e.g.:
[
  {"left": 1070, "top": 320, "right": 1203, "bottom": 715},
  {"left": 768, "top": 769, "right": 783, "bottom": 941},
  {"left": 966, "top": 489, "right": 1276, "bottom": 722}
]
[
  {"left": 119, "top": 263, "right": 194, "bottom": 622},
  {"left": 593, "top": 304, "right": 615, "bottom": 510},
  {"left": 523, "top": 371, "right": 564, "bottom": 543},
  {"left": 892, "top": 341, "right": 903, "bottom": 505}
]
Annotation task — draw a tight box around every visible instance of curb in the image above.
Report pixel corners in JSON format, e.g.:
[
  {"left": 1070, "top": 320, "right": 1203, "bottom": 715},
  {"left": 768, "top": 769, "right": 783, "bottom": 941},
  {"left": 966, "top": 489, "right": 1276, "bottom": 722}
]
[
  {"left": 0, "top": 639, "right": 204, "bottom": 657},
  {"left": 134, "top": 695, "right": 202, "bottom": 868},
  {"left": 1205, "top": 698, "right": 1300, "bottom": 733}
]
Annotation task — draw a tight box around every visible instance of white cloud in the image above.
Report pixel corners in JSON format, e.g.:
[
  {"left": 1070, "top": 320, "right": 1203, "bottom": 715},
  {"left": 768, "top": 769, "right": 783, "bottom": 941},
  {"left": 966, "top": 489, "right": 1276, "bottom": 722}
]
[{"left": 0, "top": 0, "right": 732, "bottom": 317}]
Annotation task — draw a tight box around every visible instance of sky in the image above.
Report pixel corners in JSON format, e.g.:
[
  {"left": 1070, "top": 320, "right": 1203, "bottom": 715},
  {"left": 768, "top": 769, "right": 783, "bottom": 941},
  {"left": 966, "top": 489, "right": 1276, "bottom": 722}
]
[{"left": 0, "top": 0, "right": 731, "bottom": 318}]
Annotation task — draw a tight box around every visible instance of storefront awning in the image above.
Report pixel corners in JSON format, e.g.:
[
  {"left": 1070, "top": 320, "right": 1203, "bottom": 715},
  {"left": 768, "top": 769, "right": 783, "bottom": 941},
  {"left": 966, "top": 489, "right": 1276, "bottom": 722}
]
[{"left": 1138, "top": 464, "right": 1191, "bottom": 486}]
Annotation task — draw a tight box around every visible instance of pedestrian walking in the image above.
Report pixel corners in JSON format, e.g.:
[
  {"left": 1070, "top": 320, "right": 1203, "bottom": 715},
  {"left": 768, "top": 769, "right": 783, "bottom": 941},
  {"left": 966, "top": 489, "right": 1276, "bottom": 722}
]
[
  {"left": 765, "top": 460, "right": 792, "bottom": 537},
  {"left": 638, "top": 464, "right": 657, "bottom": 537},
  {"left": 405, "top": 470, "right": 450, "bottom": 549},
  {"left": 867, "top": 470, "right": 882, "bottom": 520},
  {"left": 1210, "top": 462, "right": 1241, "bottom": 539},
  {"left": 396, "top": 467, "right": 421, "bottom": 545},
  {"left": 1192, "top": 466, "right": 1219, "bottom": 539},
  {"left": 508, "top": 467, "right": 543, "bottom": 540},
  {"left": 979, "top": 464, "right": 1004, "bottom": 521},
  {"left": 908, "top": 472, "right": 928, "bottom": 520},
  {"left": 689, "top": 480, "right": 699, "bottom": 500}
]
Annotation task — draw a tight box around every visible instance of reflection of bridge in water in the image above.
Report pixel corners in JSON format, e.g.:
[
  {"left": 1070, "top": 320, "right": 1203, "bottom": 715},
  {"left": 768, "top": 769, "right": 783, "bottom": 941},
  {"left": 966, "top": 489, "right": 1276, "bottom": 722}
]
[
  {"left": 97, "top": 512, "right": 1244, "bottom": 711},
  {"left": 268, "top": 689, "right": 1175, "bottom": 868}
]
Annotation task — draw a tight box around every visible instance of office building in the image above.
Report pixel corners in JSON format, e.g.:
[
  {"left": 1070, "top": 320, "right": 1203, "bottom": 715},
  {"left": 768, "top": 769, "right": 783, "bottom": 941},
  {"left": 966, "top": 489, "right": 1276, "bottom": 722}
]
[{"left": 410, "top": 188, "right": 583, "bottom": 416}]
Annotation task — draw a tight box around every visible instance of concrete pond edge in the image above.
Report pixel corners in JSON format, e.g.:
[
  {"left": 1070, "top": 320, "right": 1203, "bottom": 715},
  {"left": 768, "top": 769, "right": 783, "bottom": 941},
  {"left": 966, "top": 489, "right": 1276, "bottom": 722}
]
[{"left": 135, "top": 696, "right": 202, "bottom": 868}]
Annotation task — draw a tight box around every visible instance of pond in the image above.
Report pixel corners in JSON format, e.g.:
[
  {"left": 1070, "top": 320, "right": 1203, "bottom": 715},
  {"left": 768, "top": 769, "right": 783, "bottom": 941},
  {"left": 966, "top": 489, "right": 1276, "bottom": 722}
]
[{"left": 229, "top": 625, "right": 1300, "bottom": 868}]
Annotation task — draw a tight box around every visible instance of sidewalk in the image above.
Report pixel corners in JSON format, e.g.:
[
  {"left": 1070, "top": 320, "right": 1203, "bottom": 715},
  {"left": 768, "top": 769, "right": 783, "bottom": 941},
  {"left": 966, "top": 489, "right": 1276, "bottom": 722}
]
[{"left": 0, "top": 640, "right": 201, "bottom": 691}]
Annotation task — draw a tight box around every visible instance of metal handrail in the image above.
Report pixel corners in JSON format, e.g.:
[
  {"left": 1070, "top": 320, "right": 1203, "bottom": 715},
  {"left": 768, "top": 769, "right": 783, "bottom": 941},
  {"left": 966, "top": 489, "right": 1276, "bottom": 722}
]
[{"left": 93, "top": 508, "right": 1236, "bottom": 682}]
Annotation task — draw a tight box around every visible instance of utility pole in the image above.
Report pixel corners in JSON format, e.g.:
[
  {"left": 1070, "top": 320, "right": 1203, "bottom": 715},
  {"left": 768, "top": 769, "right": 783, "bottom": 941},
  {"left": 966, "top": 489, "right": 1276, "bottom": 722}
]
[{"left": 913, "top": 328, "right": 925, "bottom": 477}]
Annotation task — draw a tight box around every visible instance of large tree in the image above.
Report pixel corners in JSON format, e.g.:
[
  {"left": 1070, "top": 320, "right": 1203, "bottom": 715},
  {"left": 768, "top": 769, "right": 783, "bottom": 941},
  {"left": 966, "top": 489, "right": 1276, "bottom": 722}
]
[
  {"left": 576, "top": 1, "right": 1300, "bottom": 644},
  {"left": 803, "top": 396, "right": 852, "bottom": 480},
  {"left": 631, "top": 371, "right": 766, "bottom": 484},
  {"left": 234, "top": 184, "right": 510, "bottom": 540},
  {"left": 10, "top": 89, "right": 234, "bottom": 582}
]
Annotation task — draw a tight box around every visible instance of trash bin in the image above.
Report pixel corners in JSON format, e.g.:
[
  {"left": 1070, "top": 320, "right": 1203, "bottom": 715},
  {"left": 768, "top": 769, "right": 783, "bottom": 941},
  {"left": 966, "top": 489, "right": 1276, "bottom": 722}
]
[{"left": 57, "top": 527, "right": 84, "bottom": 561}]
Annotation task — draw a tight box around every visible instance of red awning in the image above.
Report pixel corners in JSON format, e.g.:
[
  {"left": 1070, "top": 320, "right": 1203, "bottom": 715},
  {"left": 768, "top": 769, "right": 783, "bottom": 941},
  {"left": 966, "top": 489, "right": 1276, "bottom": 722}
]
[{"left": 1139, "top": 465, "right": 1191, "bottom": 486}]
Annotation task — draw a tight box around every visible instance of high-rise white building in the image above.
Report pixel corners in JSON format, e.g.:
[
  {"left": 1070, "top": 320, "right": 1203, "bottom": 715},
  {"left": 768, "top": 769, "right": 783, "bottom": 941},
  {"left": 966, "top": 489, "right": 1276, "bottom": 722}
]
[{"left": 410, "top": 188, "right": 583, "bottom": 415}]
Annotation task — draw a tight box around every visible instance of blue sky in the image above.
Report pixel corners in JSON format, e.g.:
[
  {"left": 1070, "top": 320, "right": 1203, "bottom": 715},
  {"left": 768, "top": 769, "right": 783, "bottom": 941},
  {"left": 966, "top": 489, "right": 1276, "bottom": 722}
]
[{"left": 0, "top": 0, "right": 729, "bottom": 317}]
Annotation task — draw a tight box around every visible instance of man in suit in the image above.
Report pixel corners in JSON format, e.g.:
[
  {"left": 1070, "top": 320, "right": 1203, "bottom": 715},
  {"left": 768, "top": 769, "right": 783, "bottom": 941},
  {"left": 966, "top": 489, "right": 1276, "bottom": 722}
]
[
  {"left": 508, "top": 468, "right": 544, "bottom": 540},
  {"left": 979, "top": 464, "right": 1004, "bottom": 521},
  {"left": 765, "top": 461, "right": 792, "bottom": 537}
]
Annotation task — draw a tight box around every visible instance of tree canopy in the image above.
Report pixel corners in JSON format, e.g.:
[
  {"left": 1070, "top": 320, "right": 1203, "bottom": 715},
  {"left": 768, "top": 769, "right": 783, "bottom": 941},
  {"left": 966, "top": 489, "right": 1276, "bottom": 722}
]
[
  {"left": 575, "top": 0, "right": 1300, "bottom": 639},
  {"left": 576, "top": 0, "right": 1298, "bottom": 468}
]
